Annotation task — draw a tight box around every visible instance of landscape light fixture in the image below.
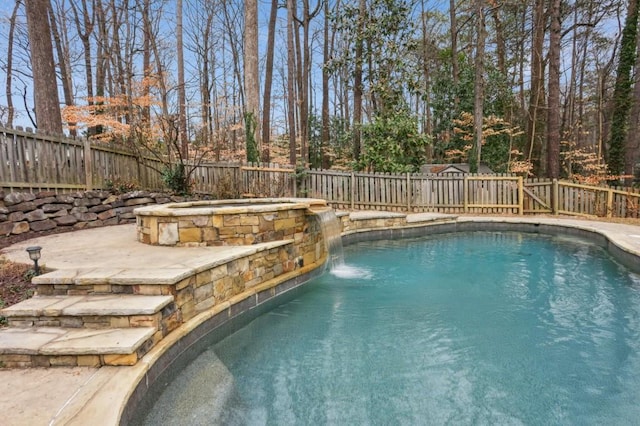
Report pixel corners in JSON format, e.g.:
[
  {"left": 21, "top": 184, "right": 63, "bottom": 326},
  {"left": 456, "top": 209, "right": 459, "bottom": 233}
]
[{"left": 26, "top": 246, "right": 42, "bottom": 276}]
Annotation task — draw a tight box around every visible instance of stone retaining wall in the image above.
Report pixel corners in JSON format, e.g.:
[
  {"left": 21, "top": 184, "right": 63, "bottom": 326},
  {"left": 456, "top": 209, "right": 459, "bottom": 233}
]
[{"left": 0, "top": 190, "right": 208, "bottom": 238}]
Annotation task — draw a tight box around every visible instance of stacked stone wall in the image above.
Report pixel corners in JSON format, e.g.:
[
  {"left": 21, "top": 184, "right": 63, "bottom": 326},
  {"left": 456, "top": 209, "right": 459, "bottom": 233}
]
[
  {"left": 0, "top": 190, "right": 209, "bottom": 238},
  {"left": 137, "top": 208, "right": 309, "bottom": 247}
]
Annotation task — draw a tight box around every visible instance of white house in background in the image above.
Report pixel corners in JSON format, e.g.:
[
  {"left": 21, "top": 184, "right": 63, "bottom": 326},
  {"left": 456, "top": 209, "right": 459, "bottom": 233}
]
[{"left": 420, "top": 163, "right": 495, "bottom": 175}]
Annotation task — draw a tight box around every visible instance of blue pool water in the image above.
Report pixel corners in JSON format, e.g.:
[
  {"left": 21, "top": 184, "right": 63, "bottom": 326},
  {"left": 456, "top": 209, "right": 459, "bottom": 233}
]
[{"left": 142, "top": 232, "right": 640, "bottom": 425}]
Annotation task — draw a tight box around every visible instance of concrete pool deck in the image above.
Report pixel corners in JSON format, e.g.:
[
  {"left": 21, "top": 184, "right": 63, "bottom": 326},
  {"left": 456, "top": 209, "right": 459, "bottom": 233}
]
[{"left": 1, "top": 214, "right": 640, "bottom": 425}]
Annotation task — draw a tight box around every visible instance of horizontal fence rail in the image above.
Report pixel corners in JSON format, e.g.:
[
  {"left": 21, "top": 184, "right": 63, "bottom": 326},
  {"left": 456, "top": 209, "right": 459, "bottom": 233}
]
[{"left": 1, "top": 126, "right": 639, "bottom": 219}]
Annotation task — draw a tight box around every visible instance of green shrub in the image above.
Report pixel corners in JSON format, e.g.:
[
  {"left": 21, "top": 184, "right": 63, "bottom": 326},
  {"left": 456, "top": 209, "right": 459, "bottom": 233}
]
[{"left": 162, "top": 163, "right": 191, "bottom": 195}]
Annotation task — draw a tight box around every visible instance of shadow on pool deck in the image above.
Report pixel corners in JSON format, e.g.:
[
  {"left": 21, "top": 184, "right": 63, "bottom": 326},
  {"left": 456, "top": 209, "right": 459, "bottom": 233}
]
[{"left": 1, "top": 215, "right": 640, "bottom": 426}]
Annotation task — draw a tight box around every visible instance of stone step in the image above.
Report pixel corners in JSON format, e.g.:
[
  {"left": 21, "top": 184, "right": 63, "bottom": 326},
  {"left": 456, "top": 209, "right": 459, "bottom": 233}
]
[
  {"left": 0, "top": 326, "right": 158, "bottom": 368},
  {"left": 0, "top": 294, "right": 178, "bottom": 331},
  {"left": 1, "top": 294, "right": 173, "bottom": 317},
  {"left": 31, "top": 267, "right": 193, "bottom": 297}
]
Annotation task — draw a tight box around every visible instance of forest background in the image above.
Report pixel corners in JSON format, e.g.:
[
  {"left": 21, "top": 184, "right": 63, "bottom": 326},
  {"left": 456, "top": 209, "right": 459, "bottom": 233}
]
[{"left": 1, "top": 0, "right": 640, "bottom": 188}]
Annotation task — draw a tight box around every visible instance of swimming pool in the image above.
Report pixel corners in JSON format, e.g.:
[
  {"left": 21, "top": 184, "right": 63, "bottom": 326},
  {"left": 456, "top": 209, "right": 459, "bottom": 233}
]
[{"left": 138, "top": 231, "right": 640, "bottom": 425}]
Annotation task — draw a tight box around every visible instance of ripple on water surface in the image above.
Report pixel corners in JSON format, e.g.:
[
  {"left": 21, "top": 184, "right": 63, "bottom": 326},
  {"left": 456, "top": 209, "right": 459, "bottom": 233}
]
[{"left": 141, "top": 232, "right": 640, "bottom": 425}]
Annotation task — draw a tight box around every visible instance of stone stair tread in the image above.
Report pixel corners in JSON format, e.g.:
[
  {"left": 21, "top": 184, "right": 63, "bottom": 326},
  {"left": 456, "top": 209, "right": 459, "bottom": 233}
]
[
  {"left": 0, "top": 327, "right": 156, "bottom": 355},
  {"left": 1, "top": 294, "right": 174, "bottom": 317},
  {"left": 0, "top": 296, "right": 84, "bottom": 317},
  {"left": 32, "top": 267, "right": 193, "bottom": 285}
]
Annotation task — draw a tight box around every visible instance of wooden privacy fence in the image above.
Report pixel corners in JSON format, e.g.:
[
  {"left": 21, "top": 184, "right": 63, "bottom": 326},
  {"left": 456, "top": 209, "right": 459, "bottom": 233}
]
[
  {"left": 0, "top": 126, "right": 166, "bottom": 192},
  {"left": 2, "top": 126, "right": 639, "bottom": 218},
  {"left": 521, "top": 178, "right": 640, "bottom": 218},
  {"left": 302, "top": 169, "right": 640, "bottom": 218},
  {"left": 303, "top": 170, "right": 524, "bottom": 214},
  {"left": 0, "top": 126, "right": 295, "bottom": 198}
]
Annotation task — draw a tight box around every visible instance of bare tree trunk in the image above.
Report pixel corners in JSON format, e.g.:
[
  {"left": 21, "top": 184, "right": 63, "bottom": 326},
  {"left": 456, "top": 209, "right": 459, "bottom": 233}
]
[
  {"left": 298, "top": 1, "right": 322, "bottom": 165},
  {"left": 244, "top": 0, "right": 260, "bottom": 162},
  {"left": 353, "top": 0, "right": 366, "bottom": 161},
  {"left": 526, "top": 0, "right": 546, "bottom": 174},
  {"left": 48, "top": 0, "right": 75, "bottom": 136},
  {"left": 471, "top": 0, "right": 486, "bottom": 173},
  {"left": 222, "top": 0, "right": 245, "bottom": 119},
  {"left": 262, "top": 0, "right": 278, "bottom": 162},
  {"left": 150, "top": 22, "right": 170, "bottom": 125},
  {"left": 287, "top": 0, "right": 297, "bottom": 164},
  {"left": 94, "top": 0, "right": 106, "bottom": 135},
  {"left": 320, "top": 0, "right": 340, "bottom": 166},
  {"left": 561, "top": 4, "right": 580, "bottom": 146},
  {"left": 4, "top": 0, "right": 21, "bottom": 128},
  {"left": 142, "top": 0, "right": 151, "bottom": 128},
  {"left": 518, "top": 6, "right": 526, "bottom": 114},
  {"left": 292, "top": 1, "right": 304, "bottom": 162},
  {"left": 547, "top": 0, "right": 561, "bottom": 179},
  {"left": 70, "top": 0, "right": 97, "bottom": 135},
  {"left": 25, "top": 0, "right": 62, "bottom": 135},
  {"left": 449, "top": 0, "right": 459, "bottom": 86},
  {"left": 597, "top": 43, "right": 619, "bottom": 161},
  {"left": 177, "top": 0, "right": 188, "bottom": 157},
  {"left": 321, "top": 0, "right": 332, "bottom": 164},
  {"left": 490, "top": 6, "right": 506, "bottom": 77},
  {"left": 420, "top": 0, "right": 433, "bottom": 159}
]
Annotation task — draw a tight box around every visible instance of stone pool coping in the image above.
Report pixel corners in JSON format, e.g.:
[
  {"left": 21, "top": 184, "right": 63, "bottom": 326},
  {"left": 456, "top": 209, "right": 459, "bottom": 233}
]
[
  {"left": 134, "top": 197, "right": 328, "bottom": 217},
  {"left": 1, "top": 215, "right": 639, "bottom": 425}
]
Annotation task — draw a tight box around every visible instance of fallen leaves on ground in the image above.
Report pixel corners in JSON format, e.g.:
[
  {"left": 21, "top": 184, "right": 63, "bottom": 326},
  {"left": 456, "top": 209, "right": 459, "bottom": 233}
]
[{"left": 0, "top": 259, "right": 35, "bottom": 309}]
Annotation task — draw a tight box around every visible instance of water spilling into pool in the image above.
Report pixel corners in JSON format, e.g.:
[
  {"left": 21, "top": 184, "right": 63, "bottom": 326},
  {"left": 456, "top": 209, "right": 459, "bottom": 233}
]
[
  {"left": 140, "top": 231, "right": 640, "bottom": 425},
  {"left": 314, "top": 208, "right": 372, "bottom": 279}
]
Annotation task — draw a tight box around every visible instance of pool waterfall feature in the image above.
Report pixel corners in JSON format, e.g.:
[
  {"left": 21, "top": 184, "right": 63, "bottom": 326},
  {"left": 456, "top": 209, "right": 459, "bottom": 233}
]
[
  {"left": 135, "top": 198, "right": 330, "bottom": 247},
  {"left": 313, "top": 207, "right": 345, "bottom": 270},
  {"left": 132, "top": 197, "right": 339, "bottom": 324}
]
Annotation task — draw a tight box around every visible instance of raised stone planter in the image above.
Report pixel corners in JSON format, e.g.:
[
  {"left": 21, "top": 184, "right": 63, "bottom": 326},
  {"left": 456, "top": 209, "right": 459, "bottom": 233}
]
[{"left": 135, "top": 198, "right": 328, "bottom": 247}]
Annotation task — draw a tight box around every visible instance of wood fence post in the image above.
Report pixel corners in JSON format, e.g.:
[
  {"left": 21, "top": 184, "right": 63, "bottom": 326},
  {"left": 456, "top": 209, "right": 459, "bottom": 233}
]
[
  {"left": 293, "top": 168, "right": 297, "bottom": 198},
  {"left": 606, "top": 188, "right": 613, "bottom": 218},
  {"left": 517, "top": 176, "right": 524, "bottom": 215},
  {"left": 552, "top": 178, "right": 559, "bottom": 215},
  {"left": 350, "top": 172, "right": 355, "bottom": 210},
  {"left": 406, "top": 172, "right": 411, "bottom": 211},
  {"left": 463, "top": 176, "right": 469, "bottom": 213},
  {"left": 84, "top": 138, "right": 92, "bottom": 191}
]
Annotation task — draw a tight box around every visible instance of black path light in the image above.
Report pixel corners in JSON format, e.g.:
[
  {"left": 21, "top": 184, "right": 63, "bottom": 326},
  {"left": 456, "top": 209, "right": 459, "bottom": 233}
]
[{"left": 26, "top": 246, "right": 42, "bottom": 276}]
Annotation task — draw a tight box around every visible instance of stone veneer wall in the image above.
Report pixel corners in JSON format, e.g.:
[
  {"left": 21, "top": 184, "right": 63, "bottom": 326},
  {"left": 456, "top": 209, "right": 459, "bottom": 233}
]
[
  {"left": 338, "top": 212, "right": 407, "bottom": 232},
  {"left": 137, "top": 208, "right": 309, "bottom": 247},
  {"left": 0, "top": 190, "right": 209, "bottom": 238}
]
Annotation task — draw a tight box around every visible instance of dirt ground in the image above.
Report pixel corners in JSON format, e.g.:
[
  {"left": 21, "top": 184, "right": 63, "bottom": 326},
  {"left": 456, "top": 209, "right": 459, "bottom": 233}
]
[
  {"left": 0, "top": 228, "right": 71, "bottom": 311},
  {"left": 0, "top": 259, "right": 34, "bottom": 310}
]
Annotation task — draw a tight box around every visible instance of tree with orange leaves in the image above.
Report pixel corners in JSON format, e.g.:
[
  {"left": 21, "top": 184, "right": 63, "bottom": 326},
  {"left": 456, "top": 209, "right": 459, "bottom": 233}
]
[{"left": 62, "top": 76, "right": 213, "bottom": 194}]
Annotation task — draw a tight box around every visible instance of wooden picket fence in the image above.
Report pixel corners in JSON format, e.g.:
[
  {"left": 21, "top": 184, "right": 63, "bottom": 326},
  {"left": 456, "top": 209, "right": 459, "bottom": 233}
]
[
  {"left": 0, "top": 126, "right": 294, "bottom": 198},
  {"left": 302, "top": 169, "right": 640, "bottom": 218},
  {"left": 0, "top": 126, "right": 165, "bottom": 192},
  {"left": 304, "top": 171, "right": 522, "bottom": 213},
  {"left": 1, "top": 126, "right": 639, "bottom": 218}
]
